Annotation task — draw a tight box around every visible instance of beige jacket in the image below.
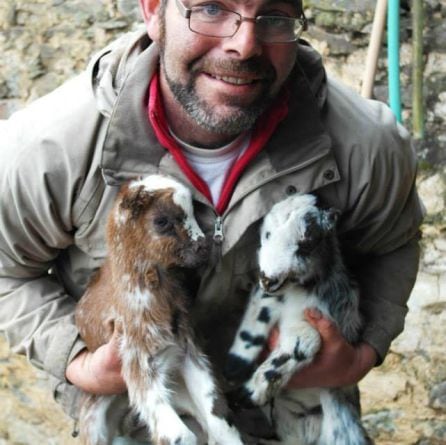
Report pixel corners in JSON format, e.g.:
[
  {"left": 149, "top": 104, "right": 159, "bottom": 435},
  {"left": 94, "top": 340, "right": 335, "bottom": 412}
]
[{"left": 0, "top": 29, "right": 423, "bottom": 418}]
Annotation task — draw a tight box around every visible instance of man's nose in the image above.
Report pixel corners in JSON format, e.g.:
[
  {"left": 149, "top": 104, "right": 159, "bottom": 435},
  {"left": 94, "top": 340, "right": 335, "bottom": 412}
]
[{"left": 221, "top": 19, "right": 263, "bottom": 59}]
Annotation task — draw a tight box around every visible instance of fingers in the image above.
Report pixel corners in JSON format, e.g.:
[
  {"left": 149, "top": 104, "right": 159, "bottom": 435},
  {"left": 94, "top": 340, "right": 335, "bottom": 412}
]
[
  {"left": 268, "top": 326, "right": 280, "bottom": 349},
  {"left": 65, "top": 334, "right": 126, "bottom": 394},
  {"left": 265, "top": 310, "right": 342, "bottom": 359},
  {"left": 105, "top": 329, "right": 123, "bottom": 367},
  {"left": 97, "top": 337, "right": 122, "bottom": 372},
  {"left": 259, "top": 326, "right": 279, "bottom": 361},
  {"left": 87, "top": 343, "right": 127, "bottom": 394},
  {"left": 304, "top": 308, "right": 343, "bottom": 343}
]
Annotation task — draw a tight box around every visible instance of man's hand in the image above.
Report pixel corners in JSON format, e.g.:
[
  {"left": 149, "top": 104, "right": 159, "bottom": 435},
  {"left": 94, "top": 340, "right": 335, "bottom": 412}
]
[
  {"left": 65, "top": 330, "right": 127, "bottom": 395},
  {"left": 267, "top": 308, "right": 377, "bottom": 389}
]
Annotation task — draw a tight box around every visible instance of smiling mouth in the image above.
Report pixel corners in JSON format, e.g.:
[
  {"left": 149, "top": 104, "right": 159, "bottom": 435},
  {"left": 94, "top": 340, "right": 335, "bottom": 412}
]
[{"left": 207, "top": 73, "right": 261, "bottom": 86}]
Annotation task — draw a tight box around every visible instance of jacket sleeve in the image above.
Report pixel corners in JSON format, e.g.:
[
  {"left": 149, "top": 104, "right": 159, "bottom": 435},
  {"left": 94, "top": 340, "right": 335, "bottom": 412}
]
[
  {"left": 0, "top": 77, "right": 100, "bottom": 415},
  {"left": 337, "top": 111, "right": 424, "bottom": 363},
  {"left": 0, "top": 160, "right": 87, "bottom": 377},
  {"left": 353, "top": 234, "right": 420, "bottom": 363}
]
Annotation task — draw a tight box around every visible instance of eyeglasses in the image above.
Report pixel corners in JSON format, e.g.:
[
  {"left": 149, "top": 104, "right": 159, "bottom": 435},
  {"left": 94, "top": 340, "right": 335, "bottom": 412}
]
[{"left": 175, "top": 0, "right": 308, "bottom": 44}]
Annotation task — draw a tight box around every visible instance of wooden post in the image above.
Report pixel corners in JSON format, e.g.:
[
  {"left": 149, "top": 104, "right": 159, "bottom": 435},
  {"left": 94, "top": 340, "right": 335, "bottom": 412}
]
[
  {"left": 412, "top": 0, "right": 424, "bottom": 139},
  {"left": 362, "top": 0, "right": 388, "bottom": 99}
]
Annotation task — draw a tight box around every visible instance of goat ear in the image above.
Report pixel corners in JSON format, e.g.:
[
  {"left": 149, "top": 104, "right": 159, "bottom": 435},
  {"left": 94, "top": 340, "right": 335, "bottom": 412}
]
[
  {"left": 321, "top": 208, "right": 340, "bottom": 233},
  {"left": 145, "top": 267, "right": 160, "bottom": 289},
  {"left": 119, "top": 185, "right": 154, "bottom": 220}
]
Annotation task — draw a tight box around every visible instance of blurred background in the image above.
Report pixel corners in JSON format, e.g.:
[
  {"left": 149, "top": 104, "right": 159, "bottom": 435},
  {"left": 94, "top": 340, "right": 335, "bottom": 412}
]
[{"left": 0, "top": 1, "right": 445, "bottom": 444}]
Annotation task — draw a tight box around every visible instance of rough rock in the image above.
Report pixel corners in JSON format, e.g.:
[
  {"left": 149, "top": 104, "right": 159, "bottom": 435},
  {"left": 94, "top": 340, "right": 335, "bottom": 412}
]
[
  {"left": 417, "top": 172, "right": 446, "bottom": 217},
  {"left": 429, "top": 382, "right": 446, "bottom": 411},
  {"left": 0, "top": 337, "right": 78, "bottom": 444}
]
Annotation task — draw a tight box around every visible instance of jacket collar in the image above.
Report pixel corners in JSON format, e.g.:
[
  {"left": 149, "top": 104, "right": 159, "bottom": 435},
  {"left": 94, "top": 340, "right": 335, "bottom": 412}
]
[
  {"left": 99, "top": 34, "right": 338, "bottom": 201},
  {"left": 265, "top": 41, "right": 332, "bottom": 174},
  {"left": 100, "top": 41, "right": 165, "bottom": 185}
]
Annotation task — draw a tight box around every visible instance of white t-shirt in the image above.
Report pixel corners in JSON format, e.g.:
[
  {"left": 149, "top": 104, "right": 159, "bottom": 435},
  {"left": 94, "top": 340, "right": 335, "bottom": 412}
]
[{"left": 170, "top": 130, "right": 251, "bottom": 206}]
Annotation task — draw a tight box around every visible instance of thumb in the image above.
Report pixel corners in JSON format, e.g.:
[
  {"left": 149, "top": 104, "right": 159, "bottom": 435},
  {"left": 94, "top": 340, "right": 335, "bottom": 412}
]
[
  {"left": 110, "top": 326, "right": 122, "bottom": 349},
  {"left": 268, "top": 326, "right": 280, "bottom": 349},
  {"left": 97, "top": 330, "right": 123, "bottom": 372},
  {"left": 304, "top": 308, "right": 342, "bottom": 342}
]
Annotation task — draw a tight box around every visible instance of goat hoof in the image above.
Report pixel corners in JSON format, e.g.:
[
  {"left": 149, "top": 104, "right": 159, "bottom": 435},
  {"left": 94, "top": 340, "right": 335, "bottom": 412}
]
[
  {"left": 224, "top": 353, "right": 255, "bottom": 382},
  {"left": 171, "top": 432, "right": 197, "bottom": 445},
  {"left": 226, "top": 386, "right": 256, "bottom": 410}
]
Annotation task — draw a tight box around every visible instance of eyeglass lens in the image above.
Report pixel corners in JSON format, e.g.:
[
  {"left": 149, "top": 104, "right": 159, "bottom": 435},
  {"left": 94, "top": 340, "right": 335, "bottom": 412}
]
[{"left": 188, "top": 5, "right": 304, "bottom": 42}]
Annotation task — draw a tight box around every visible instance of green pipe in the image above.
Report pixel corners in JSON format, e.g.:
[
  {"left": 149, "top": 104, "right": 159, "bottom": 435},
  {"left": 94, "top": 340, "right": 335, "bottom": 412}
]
[
  {"left": 412, "top": 0, "right": 424, "bottom": 139},
  {"left": 387, "top": 0, "right": 402, "bottom": 122}
]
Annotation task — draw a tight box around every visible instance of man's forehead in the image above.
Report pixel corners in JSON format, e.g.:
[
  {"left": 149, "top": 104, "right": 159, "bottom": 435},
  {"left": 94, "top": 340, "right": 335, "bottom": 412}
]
[
  {"left": 189, "top": 0, "right": 301, "bottom": 10},
  {"left": 239, "top": 0, "right": 298, "bottom": 5}
]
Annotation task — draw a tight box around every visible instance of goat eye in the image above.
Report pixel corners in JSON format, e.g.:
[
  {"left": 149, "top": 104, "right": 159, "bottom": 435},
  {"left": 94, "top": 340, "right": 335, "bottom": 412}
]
[
  {"left": 296, "top": 240, "right": 313, "bottom": 256},
  {"left": 265, "top": 231, "right": 271, "bottom": 240},
  {"left": 154, "top": 216, "right": 170, "bottom": 228}
]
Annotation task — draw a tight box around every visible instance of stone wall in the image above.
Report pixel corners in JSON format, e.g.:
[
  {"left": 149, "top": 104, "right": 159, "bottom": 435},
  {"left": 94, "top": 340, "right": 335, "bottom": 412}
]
[
  {"left": 303, "top": 17, "right": 446, "bottom": 444},
  {"left": 303, "top": 0, "right": 446, "bottom": 166},
  {"left": 1, "top": 1, "right": 446, "bottom": 444},
  {"left": 1, "top": 0, "right": 445, "bottom": 165},
  {"left": 0, "top": 0, "right": 140, "bottom": 117},
  {"left": 358, "top": 172, "right": 446, "bottom": 445}
]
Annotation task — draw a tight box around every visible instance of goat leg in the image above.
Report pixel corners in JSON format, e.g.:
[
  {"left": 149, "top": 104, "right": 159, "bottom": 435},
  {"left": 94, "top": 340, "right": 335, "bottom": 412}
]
[
  {"left": 225, "top": 285, "right": 282, "bottom": 383},
  {"left": 120, "top": 342, "right": 198, "bottom": 445},
  {"left": 181, "top": 349, "right": 244, "bottom": 445},
  {"left": 318, "top": 389, "right": 370, "bottom": 445},
  {"left": 244, "top": 319, "right": 321, "bottom": 406},
  {"left": 78, "top": 394, "right": 116, "bottom": 445}
]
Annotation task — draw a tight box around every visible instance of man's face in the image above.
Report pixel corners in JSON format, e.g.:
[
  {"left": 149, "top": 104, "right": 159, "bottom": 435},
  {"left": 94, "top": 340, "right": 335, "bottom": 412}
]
[{"left": 151, "top": 0, "right": 299, "bottom": 137}]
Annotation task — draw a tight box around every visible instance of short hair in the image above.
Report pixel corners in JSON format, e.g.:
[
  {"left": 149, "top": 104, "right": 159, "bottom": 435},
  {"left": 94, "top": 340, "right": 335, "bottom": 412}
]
[{"left": 161, "top": 0, "right": 304, "bottom": 16}]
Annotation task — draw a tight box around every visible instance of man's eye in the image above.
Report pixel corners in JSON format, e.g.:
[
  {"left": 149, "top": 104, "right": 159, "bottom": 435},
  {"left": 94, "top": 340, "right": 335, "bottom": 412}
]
[
  {"left": 296, "top": 240, "right": 314, "bottom": 256},
  {"left": 200, "top": 3, "right": 224, "bottom": 17}
]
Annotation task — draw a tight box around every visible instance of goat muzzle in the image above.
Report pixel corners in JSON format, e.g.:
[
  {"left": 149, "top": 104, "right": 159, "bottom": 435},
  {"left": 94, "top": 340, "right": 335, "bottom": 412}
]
[
  {"left": 259, "top": 272, "right": 285, "bottom": 294},
  {"left": 179, "top": 236, "right": 209, "bottom": 268}
]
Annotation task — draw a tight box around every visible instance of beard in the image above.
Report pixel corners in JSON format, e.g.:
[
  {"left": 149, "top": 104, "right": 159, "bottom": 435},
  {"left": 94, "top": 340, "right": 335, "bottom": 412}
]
[
  {"left": 163, "top": 59, "right": 276, "bottom": 136},
  {"left": 157, "top": 20, "right": 278, "bottom": 136}
]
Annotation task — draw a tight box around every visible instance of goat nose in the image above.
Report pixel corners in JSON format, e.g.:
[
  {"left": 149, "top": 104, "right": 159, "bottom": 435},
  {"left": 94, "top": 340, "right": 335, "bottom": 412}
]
[
  {"left": 193, "top": 236, "right": 209, "bottom": 255},
  {"left": 260, "top": 273, "right": 279, "bottom": 291}
]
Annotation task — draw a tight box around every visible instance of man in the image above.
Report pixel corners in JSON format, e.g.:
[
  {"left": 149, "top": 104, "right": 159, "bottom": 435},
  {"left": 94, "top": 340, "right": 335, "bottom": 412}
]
[{"left": 0, "top": 0, "right": 423, "bottom": 442}]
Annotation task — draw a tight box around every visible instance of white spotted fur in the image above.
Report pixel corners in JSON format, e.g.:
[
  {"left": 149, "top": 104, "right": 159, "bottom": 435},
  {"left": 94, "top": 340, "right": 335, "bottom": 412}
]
[
  {"left": 130, "top": 175, "right": 203, "bottom": 241},
  {"left": 76, "top": 175, "right": 243, "bottom": 445},
  {"left": 226, "top": 194, "right": 369, "bottom": 445}
]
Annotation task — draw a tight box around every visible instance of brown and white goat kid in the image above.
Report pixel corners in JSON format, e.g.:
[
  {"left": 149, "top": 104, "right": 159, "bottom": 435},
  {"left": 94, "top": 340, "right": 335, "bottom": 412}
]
[{"left": 75, "top": 175, "right": 243, "bottom": 445}]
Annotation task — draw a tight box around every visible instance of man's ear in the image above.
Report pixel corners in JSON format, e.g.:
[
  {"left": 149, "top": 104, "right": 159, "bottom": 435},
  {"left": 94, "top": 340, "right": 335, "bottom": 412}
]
[{"left": 139, "top": 0, "right": 162, "bottom": 42}]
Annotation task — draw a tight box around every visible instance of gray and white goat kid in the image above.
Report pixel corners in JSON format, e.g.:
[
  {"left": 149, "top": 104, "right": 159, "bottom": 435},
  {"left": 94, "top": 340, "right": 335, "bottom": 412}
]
[
  {"left": 225, "top": 194, "right": 369, "bottom": 445},
  {"left": 75, "top": 175, "right": 243, "bottom": 445}
]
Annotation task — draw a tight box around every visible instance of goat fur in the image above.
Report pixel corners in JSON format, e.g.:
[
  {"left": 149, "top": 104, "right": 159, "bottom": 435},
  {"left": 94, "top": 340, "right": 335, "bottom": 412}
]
[
  {"left": 75, "top": 175, "right": 243, "bottom": 445},
  {"left": 225, "top": 193, "right": 370, "bottom": 445}
]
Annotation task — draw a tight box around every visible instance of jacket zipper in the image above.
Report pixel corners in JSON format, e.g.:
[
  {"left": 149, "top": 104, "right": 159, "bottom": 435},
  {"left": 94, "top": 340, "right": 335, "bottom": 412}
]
[{"left": 213, "top": 215, "right": 224, "bottom": 244}]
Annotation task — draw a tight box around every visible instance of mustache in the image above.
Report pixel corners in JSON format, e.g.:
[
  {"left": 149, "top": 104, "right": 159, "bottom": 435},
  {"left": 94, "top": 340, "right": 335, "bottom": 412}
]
[{"left": 190, "top": 57, "right": 276, "bottom": 80}]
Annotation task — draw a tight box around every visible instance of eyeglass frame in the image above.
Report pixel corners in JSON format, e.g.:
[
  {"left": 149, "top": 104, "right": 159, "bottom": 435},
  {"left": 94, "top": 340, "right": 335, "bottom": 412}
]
[{"left": 174, "top": 0, "right": 308, "bottom": 43}]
